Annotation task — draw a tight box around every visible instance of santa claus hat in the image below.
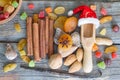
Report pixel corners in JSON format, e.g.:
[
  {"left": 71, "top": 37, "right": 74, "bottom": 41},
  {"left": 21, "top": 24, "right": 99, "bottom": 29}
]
[{"left": 68, "top": 5, "right": 100, "bottom": 28}]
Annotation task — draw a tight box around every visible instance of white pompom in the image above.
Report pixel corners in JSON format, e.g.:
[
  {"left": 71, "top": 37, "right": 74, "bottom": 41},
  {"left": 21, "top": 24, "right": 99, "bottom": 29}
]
[{"left": 68, "top": 10, "right": 73, "bottom": 16}]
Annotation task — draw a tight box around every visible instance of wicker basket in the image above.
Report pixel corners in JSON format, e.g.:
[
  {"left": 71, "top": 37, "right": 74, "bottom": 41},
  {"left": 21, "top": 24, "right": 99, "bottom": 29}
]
[{"left": 0, "top": 0, "right": 22, "bottom": 24}]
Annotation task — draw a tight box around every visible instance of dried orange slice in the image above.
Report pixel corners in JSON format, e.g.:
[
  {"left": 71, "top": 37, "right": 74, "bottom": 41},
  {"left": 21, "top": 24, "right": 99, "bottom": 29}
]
[{"left": 58, "top": 34, "right": 73, "bottom": 51}]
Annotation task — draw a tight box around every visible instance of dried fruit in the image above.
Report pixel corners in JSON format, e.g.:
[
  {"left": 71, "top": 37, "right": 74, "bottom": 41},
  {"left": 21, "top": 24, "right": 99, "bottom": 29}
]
[
  {"left": 29, "top": 60, "right": 35, "bottom": 67},
  {"left": 92, "top": 44, "right": 99, "bottom": 52},
  {"left": 97, "top": 61, "right": 106, "bottom": 69},
  {"left": 104, "top": 58, "right": 112, "bottom": 66},
  {"left": 39, "top": 11, "right": 45, "bottom": 19},
  {"left": 0, "top": 6, "right": 3, "bottom": 11},
  {"left": 20, "top": 12, "right": 28, "bottom": 20},
  {"left": 95, "top": 37, "right": 113, "bottom": 46},
  {"left": 0, "top": 14, "right": 5, "bottom": 20},
  {"left": 105, "top": 45, "right": 118, "bottom": 54},
  {"left": 3, "top": 4, "right": 15, "bottom": 14},
  {"left": 64, "top": 17, "right": 78, "bottom": 33},
  {"left": 99, "top": 28, "right": 106, "bottom": 35},
  {"left": 45, "top": 7, "right": 52, "bottom": 14},
  {"left": 64, "top": 54, "right": 77, "bottom": 66},
  {"left": 69, "top": 61, "right": 82, "bottom": 73},
  {"left": 100, "top": 7, "right": 107, "bottom": 15},
  {"left": 54, "top": 16, "right": 67, "bottom": 30},
  {"left": 58, "top": 34, "right": 73, "bottom": 51},
  {"left": 5, "top": 44, "right": 17, "bottom": 60},
  {"left": 0, "top": 0, "right": 13, "bottom": 7},
  {"left": 112, "top": 25, "right": 119, "bottom": 32},
  {"left": 17, "top": 39, "right": 26, "bottom": 51},
  {"left": 12, "top": 0, "right": 19, "bottom": 8},
  {"left": 95, "top": 51, "right": 102, "bottom": 58},
  {"left": 48, "top": 54, "right": 62, "bottom": 69},
  {"left": 99, "top": 16, "right": 112, "bottom": 24},
  {"left": 48, "top": 13, "right": 57, "bottom": 20},
  {"left": 90, "top": 4, "right": 96, "bottom": 11},
  {"left": 19, "top": 50, "right": 26, "bottom": 56},
  {"left": 3, "top": 63, "right": 17, "bottom": 72},
  {"left": 71, "top": 32, "right": 81, "bottom": 47},
  {"left": 59, "top": 46, "right": 78, "bottom": 58},
  {"left": 111, "top": 52, "right": 117, "bottom": 59},
  {"left": 54, "top": 6, "right": 65, "bottom": 15},
  {"left": 76, "top": 48, "right": 83, "bottom": 62},
  {"left": 4, "top": 12, "right": 10, "bottom": 19},
  {"left": 33, "top": 14, "right": 38, "bottom": 23},
  {"left": 21, "top": 55, "right": 31, "bottom": 63},
  {"left": 28, "top": 3, "right": 34, "bottom": 10},
  {"left": 14, "top": 23, "right": 21, "bottom": 32}
]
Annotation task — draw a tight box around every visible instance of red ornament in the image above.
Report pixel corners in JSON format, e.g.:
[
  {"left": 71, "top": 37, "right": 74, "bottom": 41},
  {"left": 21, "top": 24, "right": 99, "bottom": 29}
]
[{"left": 28, "top": 3, "right": 35, "bottom": 10}]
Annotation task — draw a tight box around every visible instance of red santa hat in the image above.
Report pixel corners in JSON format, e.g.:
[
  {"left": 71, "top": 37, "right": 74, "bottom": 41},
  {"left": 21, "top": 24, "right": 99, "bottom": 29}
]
[{"left": 68, "top": 5, "right": 100, "bottom": 28}]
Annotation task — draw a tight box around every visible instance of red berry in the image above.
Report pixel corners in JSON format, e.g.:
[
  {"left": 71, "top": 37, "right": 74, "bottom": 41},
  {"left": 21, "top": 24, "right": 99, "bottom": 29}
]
[
  {"left": 0, "top": 6, "right": 3, "bottom": 11},
  {"left": 0, "top": 14, "right": 5, "bottom": 20},
  {"left": 28, "top": 3, "right": 35, "bottom": 9},
  {"left": 95, "top": 51, "right": 102, "bottom": 58},
  {"left": 112, "top": 25, "right": 119, "bottom": 32},
  {"left": 39, "top": 11, "right": 45, "bottom": 19},
  {"left": 4, "top": 12, "right": 10, "bottom": 19},
  {"left": 111, "top": 52, "right": 117, "bottom": 59},
  {"left": 100, "top": 7, "right": 107, "bottom": 15}
]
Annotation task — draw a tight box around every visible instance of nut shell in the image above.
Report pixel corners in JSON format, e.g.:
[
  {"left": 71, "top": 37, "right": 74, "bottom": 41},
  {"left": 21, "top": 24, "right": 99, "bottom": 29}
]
[{"left": 48, "top": 54, "right": 63, "bottom": 69}]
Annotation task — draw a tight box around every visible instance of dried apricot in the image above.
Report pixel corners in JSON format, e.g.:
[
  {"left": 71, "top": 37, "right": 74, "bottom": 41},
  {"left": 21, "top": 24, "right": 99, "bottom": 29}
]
[
  {"left": 105, "top": 45, "right": 118, "bottom": 54},
  {"left": 54, "top": 16, "right": 67, "bottom": 30},
  {"left": 58, "top": 34, "right": 73, "bottom": 51},
  {"left": 54, "top": 6, "right": 65, "bottom": 15},
  {"left": 45, "top": 7, "right": 52, "bottom": 14},
  {"left": 17, "top": 39, "right": 26, "bottom": 51},
  {"left": 64, "top": 17, "right": 78, "bottom": 33},
  {"left": 48, "top": 13, "right": 57, "bottom": 20},
  {"left": 92, "top": 44, "right": 99, "bottom": 52}
]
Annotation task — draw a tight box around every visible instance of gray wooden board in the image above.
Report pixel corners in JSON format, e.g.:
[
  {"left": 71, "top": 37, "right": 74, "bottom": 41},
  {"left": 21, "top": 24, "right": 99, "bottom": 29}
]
[{"left": 0, "top": 1, "right": 120, "bottom": 80}]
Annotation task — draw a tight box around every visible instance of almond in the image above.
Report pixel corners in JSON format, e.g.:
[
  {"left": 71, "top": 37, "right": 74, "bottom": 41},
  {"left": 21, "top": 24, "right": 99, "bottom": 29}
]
[
  {"left": 48, "top": 53, "right": 63, "bottom": 69},
  {"left": 69, "top": 61, "right": 82, "bottom": 73},
  {"left": 76, "top": 48, "right": 83, "bottom": 62},
  {"left": 64, "top": 54, "right": 77, "bottom": 66}
]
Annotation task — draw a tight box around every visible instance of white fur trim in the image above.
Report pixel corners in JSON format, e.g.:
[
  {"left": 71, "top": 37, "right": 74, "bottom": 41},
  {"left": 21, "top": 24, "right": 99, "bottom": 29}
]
[
  {"left": 78, "top": 18, "right": 100, "bottom": 28},
  {"left": 68, "top": 10, "right": 73, "bottom": 16}
]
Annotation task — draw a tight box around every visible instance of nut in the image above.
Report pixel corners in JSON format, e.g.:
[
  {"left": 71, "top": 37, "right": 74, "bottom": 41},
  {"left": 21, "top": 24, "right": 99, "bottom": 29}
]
[
  {"left": 68, "top": 61, "right": 82, "bottom": 73},
  {"left": 76, "top": 48, "right": 83, "bottom": 62},
  {"left": 64, "top": 54, "right": 77, "bottom": 66},
  {"left": 48, "top": 53, "right": 63, "bottom": 69}
]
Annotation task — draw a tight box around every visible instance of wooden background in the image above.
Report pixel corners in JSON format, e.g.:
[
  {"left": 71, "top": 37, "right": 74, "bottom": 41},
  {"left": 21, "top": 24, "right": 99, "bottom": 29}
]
[{"left": 0, "top": 0, "right": 120, "bottom": 80}]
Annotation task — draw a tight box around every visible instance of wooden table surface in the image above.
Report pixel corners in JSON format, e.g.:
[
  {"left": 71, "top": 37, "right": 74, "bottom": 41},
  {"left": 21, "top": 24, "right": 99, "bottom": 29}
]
[{"left": 0, "top": 0, "right": 120, "bottom": 80}]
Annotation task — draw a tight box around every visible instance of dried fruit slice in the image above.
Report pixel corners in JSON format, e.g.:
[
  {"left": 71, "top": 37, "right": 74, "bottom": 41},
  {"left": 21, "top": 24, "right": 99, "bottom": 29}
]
[
  {"left": 99, "top": 28, "right": 106, "bottom": 35},
  {"left": 17, "top": 39, "right": 26, "bottom": 51},
  {"left": 14, "top": 23, "right": 21, "bottom": 32},
  {"left": 99, "top": 16, "right": 112, "bottom": 24},
  {"left": 21, "top": 55, "right": 31, "bottom": 63},
  {"left": 29, "top": 60, "right": 35, "bottom": 67},
  {"left": 3, "top": 63, "right": 17, "bottom": 72},
  {"left": 48, "top": 13, "right": 57, "bottom": 20},
  {"left": 97, "top": 61, "right": 106, "bottom": 69},
  {"left": 58, "top": 34, "right": 73, "bottom": 51},
  {"left": 54, "top": 6, "right": 65, "bottom": 15},
  {"left": 54, "top": 16, "right": 67, "bottom": 30},
  {"left": 19, "top": 50, "right": 26, "bottom": 56},
  {"left": 104, "top": 45, "right": 118, "bottom": 54},
  {"left": 64, "top": 17, "right": 78, "bottom": 33}
]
